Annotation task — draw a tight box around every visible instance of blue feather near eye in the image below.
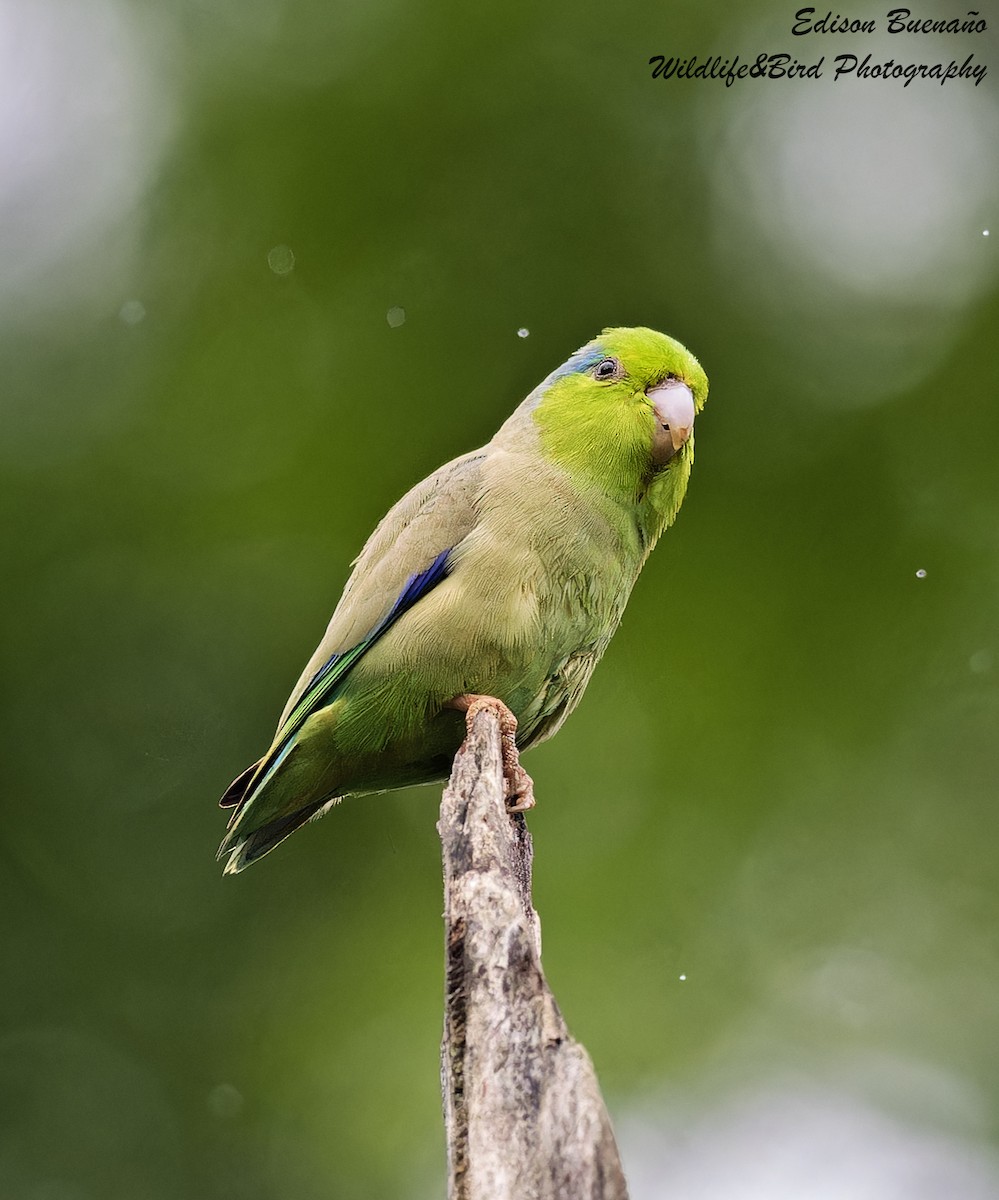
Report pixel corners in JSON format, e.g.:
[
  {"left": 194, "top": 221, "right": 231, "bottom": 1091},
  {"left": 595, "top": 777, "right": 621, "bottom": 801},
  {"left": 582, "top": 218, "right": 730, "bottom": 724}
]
[{"left": 552, "top": 347, "right": 606, "bottom": 379}]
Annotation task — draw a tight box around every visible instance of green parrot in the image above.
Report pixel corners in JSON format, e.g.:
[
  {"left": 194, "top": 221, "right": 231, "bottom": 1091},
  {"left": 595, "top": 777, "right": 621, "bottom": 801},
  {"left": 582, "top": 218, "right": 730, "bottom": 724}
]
[{"left": 219, "top": 326, "right": 708, "bottom": 874}]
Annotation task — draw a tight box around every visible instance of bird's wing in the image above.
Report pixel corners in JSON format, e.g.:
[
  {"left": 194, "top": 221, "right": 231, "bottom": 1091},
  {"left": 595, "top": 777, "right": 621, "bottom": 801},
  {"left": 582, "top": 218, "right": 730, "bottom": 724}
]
[{"left": 219, "top": 447, "right": 486, "bottom": 813}]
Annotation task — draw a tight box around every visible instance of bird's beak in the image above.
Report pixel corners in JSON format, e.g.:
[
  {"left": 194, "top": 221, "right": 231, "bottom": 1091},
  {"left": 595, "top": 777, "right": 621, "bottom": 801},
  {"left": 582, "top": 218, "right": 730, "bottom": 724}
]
[{"left": 647, "top": 381, "right": 695, "bottom": 466}]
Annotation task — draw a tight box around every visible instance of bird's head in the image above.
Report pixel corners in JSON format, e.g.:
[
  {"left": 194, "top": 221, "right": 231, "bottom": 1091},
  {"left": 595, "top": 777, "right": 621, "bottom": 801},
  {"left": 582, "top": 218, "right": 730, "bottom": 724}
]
[{"left": 506, "top": 326, "right": 708, "bottom": 505}]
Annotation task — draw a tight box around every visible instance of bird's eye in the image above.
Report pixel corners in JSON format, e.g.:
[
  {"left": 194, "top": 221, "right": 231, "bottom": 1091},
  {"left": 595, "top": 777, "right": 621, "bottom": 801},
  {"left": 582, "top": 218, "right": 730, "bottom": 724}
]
[{"left": 594, "top": 358, "right": 619, "bottom": 380}]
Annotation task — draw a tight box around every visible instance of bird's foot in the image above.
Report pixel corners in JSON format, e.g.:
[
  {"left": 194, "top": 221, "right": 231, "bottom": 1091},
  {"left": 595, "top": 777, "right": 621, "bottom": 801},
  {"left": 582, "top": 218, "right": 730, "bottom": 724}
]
[{"left": 447, "top": 693, "right": 536, "bottom": 812}]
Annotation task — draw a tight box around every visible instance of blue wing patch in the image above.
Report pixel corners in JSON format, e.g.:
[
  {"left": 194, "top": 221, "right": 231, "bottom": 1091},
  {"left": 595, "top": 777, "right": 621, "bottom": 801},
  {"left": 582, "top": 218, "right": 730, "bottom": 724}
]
[
  {"left": 230, "top": 548, "right": 452, "bottom": 813},
  {"left": 297, "top": 546, "right": 451, "bottom": 700}
]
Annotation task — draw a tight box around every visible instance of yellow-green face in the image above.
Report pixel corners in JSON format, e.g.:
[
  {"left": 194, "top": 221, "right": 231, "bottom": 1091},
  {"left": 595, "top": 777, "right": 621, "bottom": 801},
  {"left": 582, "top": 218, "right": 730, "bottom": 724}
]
[{"left": 532, "top": 326, "right": 708, "bottom": 497}]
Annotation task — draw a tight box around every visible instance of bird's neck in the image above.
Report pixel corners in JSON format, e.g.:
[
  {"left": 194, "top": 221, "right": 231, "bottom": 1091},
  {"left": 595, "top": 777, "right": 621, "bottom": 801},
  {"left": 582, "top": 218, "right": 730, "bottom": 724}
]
[{"left": 635, "top": 436, "right": 694, "bottom": 560}]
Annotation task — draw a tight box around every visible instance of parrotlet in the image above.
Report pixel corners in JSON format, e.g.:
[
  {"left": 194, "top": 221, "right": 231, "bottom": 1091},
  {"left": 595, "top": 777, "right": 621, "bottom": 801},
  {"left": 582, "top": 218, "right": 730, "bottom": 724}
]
[{"left": 219, "top": 326, "right": 708, "bottom": 873}]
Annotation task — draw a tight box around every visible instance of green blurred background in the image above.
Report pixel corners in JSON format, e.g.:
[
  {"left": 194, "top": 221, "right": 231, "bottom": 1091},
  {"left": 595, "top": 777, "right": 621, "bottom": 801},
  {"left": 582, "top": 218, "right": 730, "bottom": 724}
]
[{"left": 3, "top": 1, "right": 998, "bottom": 1196}]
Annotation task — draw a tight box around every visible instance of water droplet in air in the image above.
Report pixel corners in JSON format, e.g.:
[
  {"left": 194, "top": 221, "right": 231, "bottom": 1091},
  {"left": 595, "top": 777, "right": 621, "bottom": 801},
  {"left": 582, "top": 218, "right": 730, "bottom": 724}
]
[
  {"left": 984, "top": 230, "right": 991, "bottom": 237},
  {"left": 679, "top": 974, "right": 687, "bottom": 981},
  {"left": 915, "top": 569, "right": 927, "bottom": 579},
  {"left": 118, "top": 299, "right": 145, "bottom": 325},
  {"left": 517, "top": 327, "right": 530, "bottom": 338},
  {"left": 267, "top": 245, "right": 295, "bottom": 275},
  {"left": 386, "top": 306, "right": 406, "bottom": 328}
]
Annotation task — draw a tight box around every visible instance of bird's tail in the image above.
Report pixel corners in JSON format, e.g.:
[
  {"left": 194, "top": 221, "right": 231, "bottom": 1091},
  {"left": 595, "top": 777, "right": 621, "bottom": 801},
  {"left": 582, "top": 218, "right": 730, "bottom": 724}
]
[
  {"left": 218, "top": 796, "right": 338, "bottom": 874},
  {"left": 217, "top": 746, "right": 341, "bottom": 874}
]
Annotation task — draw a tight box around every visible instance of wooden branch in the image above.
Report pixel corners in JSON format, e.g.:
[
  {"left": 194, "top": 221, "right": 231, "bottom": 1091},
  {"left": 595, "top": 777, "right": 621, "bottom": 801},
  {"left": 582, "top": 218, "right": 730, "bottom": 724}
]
[{"left": 439, "top": 710, "right": 630, "bottom": 1200}]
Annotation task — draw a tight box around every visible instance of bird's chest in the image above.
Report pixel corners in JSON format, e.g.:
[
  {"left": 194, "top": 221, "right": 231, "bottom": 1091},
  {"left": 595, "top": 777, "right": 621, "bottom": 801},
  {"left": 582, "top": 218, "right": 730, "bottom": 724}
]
[
  {"left": 466, "top": 532, "right": 633, "bottom": 738},
  {"left": 517, "top": 570, "right": 627, "bottom": 742},
  {"left": 447, "top": 474, "right": 642, "bottom": 719},
  {"left": 464, "top": 521, "right": 629, "bottom": 647}
]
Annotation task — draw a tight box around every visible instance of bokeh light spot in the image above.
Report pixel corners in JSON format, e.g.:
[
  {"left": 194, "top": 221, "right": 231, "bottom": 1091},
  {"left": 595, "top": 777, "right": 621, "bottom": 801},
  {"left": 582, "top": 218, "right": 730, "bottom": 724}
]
[
  {"left": 0, "top": 0, "right": 175, "bottom": 310},
  {"left": 207, "top": 1083, "right": 245, "bottom": 1118},
  {"left": 118, "top": 298, "right": 146, "bottom": 325},
  {"left": 267, "top": 243, "right": 295, "bottom": 275},
  {"left": 709, "top": 54, "right": 999, "bottom": 408}
]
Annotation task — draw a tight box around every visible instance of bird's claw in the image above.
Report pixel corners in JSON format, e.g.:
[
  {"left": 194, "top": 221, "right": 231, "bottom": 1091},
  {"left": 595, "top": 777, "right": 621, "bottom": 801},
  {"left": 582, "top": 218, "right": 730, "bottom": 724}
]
[
  {"left": 450, "top": 693, "right": 536, "bottom": 813},
  {"left": 505, "top": 764, "right": 536, "bottom": 812}
]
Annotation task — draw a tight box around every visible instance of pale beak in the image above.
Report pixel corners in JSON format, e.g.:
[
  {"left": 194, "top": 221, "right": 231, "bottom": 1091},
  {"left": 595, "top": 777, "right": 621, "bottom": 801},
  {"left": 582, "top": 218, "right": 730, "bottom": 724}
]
[{"left": 647, "top": 381, "right": 695, "bottom": 466}]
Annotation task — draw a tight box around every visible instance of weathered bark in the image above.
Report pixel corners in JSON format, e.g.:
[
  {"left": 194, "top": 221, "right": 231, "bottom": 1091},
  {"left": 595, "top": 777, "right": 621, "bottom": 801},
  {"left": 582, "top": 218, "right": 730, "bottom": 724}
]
[{"left": 439, "top": 709, "right": 630, "bottom": 1200}]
